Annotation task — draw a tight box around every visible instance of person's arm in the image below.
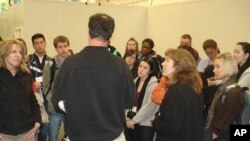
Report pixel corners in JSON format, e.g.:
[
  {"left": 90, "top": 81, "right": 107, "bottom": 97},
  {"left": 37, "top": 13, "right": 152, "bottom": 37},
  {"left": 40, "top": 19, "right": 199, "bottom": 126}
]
[
  {"left": 51, "top": 59, "right": 69, "bottom": 113},
  {"left": 152, "top": 86, "right": 186, "bottom": 136},
  {"left": 26, "top": 122, "right": 41, "bottom": 138},
  {"left": 132, "top": 81, "right": 159, "bottom": 123},
  {"left": 151, "top": 76, "right": 168, "bottom": 105},
  {"left": 28, "top": 75, "right": 42, "bottom": 124},
  {"left": 237, "top": 70, "right": 250, "bottom": 88},
  {"left": 197, "top": 59, "right": 206, "bottom": 72},
  {"left": 30, "top": 87, "right": 42, "bottom": 123},
  {"left": 42, "top": 61, "right": 51, "bottom": 95},
  {"left": 122, "top": 60, "right": 136, "bottom": 109},
  {"left": 207, "top": 79, "right": 222, "bottom": 86},
  {"left": 33, "top": 82, "right": 42, "bottom": 91}
]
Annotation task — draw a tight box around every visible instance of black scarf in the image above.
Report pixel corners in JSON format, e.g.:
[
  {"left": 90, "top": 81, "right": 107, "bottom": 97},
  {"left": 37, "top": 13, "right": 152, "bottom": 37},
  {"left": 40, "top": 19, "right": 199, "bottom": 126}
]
[
  {"left": 135, "top": 74, "right": 153, "bottom": 111},
  {"left": 235, "top": 60, "right": 250, "bottom": 82}
]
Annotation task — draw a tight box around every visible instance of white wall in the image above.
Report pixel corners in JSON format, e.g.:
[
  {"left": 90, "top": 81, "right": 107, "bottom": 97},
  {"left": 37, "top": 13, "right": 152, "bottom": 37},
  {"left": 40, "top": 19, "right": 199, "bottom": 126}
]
[
  {"left": 1, "top": 0, "right": 250, "bottom": 58},
  {"left": 0, "top": 2, "right": 24, "bottom": 39},
  {"left": 147, "top": 0, "right": 250, "bottom": 58},
  {"left": 23, "top": 0, "right": 146, "bottom": 57}
]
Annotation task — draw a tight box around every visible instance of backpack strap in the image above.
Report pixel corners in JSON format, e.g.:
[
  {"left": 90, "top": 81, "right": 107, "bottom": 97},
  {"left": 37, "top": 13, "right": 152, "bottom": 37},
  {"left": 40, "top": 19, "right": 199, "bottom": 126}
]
[
  {"left": 239, "top": 88, "right": 250, "bottom": 124},
  {"left": 45, "top": 58, "right": 57, "bottom": 97},
  {"left": 226, "top": 84, "right": 239, "bottom": 91},
  {"left": 222, "top": 83, "right": 240, "bottom": 103},
  {"left": 28, "top": 54, "right": 34, "bottom": 67}
]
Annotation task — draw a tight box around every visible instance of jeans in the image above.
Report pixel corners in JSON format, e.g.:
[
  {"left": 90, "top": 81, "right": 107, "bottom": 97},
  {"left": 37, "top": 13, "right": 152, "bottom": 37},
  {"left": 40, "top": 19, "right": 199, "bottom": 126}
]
[
  {"left": 38, "top": 98, "right": 49, "bottom": 141},
  {"left": 48, "top": 112, "right": 65, "bottom": 141},
  {"left": 38, "top": 123, "right": 48, "bottom": 141}
]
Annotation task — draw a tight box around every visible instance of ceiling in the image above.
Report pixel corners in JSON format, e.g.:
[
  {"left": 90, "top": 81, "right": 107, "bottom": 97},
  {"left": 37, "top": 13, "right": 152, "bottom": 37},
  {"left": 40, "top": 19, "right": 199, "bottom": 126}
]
[
  {"left": 93, "top": 0, "right": 205, "bottom": 6},
  {"left": 0, "top": 0, "right": 206, "bottom": 7},
  {"left": 95, "top": 0, "right": 148, "bottom": 5}
]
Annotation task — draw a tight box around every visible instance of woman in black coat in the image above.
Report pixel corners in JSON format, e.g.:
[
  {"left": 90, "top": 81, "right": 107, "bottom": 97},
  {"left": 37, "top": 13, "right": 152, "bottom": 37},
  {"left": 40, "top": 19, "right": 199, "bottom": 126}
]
[
  {"left": 0, "top": 39, "right": 41, "bottom": 141},
  {"left": 152, "top": 48, "right": 203, "bottom": 141}
]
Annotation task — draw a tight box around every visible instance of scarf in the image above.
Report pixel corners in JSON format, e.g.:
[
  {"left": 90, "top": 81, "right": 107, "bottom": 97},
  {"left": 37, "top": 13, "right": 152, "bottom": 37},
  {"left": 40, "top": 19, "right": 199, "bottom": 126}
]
[
  {"left": 205, "top": 76, "right": 236, "bottom": 129},
  {"left": 135, "top": 74, "right": 153, "bottom": 111},
  {"left": 235, "top": 60, "right": 250, "bottom": 82}
]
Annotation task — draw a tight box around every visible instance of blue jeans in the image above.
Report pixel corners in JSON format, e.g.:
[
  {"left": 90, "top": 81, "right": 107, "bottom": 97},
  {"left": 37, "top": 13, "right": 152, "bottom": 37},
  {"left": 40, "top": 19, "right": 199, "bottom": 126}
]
[
  {"left": 38, "top": 98, "right": 49, "bottom": 141},
  {"left": 48, "top": 112, "right": 65, "bottom": 141},
  {"left": 38, "top": 123, "right": 48, "bottom": 141}
]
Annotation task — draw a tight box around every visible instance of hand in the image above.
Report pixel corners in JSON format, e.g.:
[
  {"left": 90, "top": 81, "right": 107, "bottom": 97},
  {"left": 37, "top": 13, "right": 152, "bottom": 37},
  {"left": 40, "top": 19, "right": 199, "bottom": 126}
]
[
  {"left": 26, "top": 122, "right": 40, "bottom": 138},
  {"left": 126, "top": 120, "right": 135, "bottom": 129},
  {"left": 151, "top": 117, "right": 155, "bottom": 125},
  {"left": 0, "top": 135, "right": 3, "bottom": 141},
  {"left": 212, "top": 132, "right": 218, "bottom": 140},
  {"left": 33, "top": 82, "right": 41, "bottom": 90}
]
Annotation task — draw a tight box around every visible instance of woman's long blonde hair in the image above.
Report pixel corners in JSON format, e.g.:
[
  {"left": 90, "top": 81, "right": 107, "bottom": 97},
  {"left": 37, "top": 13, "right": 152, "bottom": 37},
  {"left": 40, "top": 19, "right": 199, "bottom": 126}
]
[
  {"left": 166, "top": 48, "right": 202, "bottom": 94},
  {"left": 0, "top": 39, "right": 30, "bottom": 73}
]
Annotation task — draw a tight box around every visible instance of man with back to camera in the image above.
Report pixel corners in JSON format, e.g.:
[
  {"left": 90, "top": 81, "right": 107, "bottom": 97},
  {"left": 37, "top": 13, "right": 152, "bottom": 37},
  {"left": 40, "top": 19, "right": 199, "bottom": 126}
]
[{"left": 52, "top": 13, "right": 136, "bottom": 141}]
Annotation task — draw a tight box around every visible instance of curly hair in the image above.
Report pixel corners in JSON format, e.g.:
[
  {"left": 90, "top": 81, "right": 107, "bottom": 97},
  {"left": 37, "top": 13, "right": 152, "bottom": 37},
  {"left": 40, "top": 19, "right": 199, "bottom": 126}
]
[{"left": 0, "top": 39, "right": 30, "bottom": 73}]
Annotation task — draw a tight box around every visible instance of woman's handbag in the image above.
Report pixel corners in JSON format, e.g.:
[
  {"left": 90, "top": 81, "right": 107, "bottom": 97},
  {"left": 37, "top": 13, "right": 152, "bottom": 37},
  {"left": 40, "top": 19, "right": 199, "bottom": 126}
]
[
  {"left": 34, "top": 92, "right": 49, "bottom": 123},
  {"left": 39, "top": 103, "right": 49, "bottom": 123}
]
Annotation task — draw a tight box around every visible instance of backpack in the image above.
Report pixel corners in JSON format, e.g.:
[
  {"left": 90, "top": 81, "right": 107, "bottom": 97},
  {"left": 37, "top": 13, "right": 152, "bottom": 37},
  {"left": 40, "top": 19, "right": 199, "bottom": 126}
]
[
  {"left": 44, "top": 58, "right": 57, "bottom": 96},
  {"left": 223, "top": 84, "right": 250, "bottom": 125},
  {"left": 238, "top": 87, "right": 250, "bottom": 125},
  {"left": 108, "top": 45, "right": 121, "bottom": 57}
]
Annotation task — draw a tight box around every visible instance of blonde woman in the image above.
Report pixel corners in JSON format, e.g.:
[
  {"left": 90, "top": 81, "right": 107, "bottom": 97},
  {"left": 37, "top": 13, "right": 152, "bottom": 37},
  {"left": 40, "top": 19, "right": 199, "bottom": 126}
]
[
  {"left": 205, "top": 53, "right": 244, "bottom": 141},
  {"left": 0, "top": 39, "right": 41, "bottom": 141},
  {"left": 124, "top": 37, "right": 139, "bottom": 55}
]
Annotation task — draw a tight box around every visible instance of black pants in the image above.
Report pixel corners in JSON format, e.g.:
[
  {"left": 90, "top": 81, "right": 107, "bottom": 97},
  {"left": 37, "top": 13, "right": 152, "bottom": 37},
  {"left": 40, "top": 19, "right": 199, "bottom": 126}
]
[
  {"left": 125, "top": 124, "right": 155, "bottom": 141},
  {"left": 124, "top": 125, "right": 134, "bottom": 141}
]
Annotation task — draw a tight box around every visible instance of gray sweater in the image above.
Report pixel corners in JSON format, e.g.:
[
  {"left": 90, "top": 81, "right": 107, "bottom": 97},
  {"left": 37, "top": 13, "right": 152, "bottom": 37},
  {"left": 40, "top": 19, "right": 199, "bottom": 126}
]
[
  {"left": 42, "top": 55, "right": 63, "bottom": 113},
  {"left": 133, "top": 76, "right": 159, "bottom": 126}
]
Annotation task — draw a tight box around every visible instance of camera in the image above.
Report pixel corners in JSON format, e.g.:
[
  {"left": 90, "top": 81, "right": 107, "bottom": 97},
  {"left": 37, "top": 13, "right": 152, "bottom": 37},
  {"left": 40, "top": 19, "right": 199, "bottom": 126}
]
[{"left": 127, "top": 110, "right": 136, "bottom": 119}]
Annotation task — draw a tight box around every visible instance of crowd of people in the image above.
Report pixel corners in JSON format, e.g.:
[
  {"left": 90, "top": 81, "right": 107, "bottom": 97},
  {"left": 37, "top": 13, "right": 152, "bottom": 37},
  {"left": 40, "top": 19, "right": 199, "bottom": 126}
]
[{"left": 0, "top": 13, "right": 249, "bottom": 141}]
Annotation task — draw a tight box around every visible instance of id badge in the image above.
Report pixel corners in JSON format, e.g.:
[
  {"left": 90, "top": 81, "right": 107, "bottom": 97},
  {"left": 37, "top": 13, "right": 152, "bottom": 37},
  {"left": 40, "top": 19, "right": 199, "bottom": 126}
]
[{"left": 35, "top": 76, "right": 43, "bottom": 83}]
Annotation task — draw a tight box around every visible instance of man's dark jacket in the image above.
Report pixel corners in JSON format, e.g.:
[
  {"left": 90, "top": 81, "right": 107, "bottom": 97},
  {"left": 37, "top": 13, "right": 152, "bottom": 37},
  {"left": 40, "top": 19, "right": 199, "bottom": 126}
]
[{"left": 52, "top": 46, "right": 136, "bottom": 141}]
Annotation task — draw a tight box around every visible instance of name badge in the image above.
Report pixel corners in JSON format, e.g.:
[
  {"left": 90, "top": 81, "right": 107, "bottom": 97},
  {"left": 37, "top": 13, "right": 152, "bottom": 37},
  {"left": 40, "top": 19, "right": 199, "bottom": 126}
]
[{"left": 35, "top": 76, "right": 43, "bottom": 82}]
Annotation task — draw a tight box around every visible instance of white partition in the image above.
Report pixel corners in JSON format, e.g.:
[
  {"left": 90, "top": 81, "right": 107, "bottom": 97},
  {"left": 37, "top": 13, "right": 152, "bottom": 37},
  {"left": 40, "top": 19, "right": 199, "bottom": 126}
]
[
  {"left": 23, "top": 0, "right": 147, "bottom": 56},
  {"left": 0, "top": 0, "right": 146, "bottom": 56},
  {"left": 0, "top": 2, "right": 24, "bottom": 40},
  {"left": 1, "top": 0, "right": 250, "bottom": 58},
  {"left": 147, "top": 0, "right": 250, "bottom": 58}
]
